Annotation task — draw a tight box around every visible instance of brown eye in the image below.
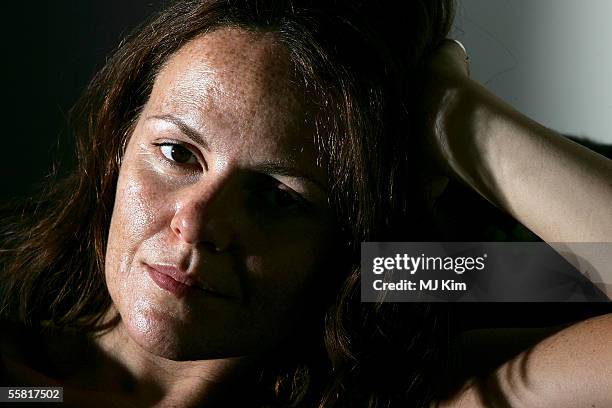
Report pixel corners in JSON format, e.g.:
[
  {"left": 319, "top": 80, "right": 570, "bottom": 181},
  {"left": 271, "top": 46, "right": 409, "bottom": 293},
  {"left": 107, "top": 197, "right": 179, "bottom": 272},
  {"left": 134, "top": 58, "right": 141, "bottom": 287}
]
[{"left": 159, "top": 144, "right": 197, "bottom": 164}]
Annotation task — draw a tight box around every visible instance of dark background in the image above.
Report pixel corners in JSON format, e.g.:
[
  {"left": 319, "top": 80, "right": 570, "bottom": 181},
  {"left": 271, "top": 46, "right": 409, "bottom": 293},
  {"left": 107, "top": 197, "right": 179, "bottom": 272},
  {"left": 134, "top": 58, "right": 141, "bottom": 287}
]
[
  {"left": 2, "top": 2, "right": 609, "bottom": 327},
  {"left": 1, "top": 1, "right": 165, "bottom": 203}
]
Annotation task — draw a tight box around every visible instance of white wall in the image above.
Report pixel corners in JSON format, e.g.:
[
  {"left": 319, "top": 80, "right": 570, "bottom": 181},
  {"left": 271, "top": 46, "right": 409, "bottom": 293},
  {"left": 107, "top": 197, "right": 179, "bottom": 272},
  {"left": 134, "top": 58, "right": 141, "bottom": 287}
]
[{"left": 452, "top": 0, "right": 612, "bottom": 144}]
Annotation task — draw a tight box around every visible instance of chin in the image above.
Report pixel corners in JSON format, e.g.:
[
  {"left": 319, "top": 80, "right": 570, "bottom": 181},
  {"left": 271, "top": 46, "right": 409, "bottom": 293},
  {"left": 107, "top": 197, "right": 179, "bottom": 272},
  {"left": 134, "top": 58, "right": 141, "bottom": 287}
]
[
  {"left": 123, "top": 305, "right": 252, "bottom": 361},
  {"left": 122, "top": 307, "right": 187, "bottom": 359}
]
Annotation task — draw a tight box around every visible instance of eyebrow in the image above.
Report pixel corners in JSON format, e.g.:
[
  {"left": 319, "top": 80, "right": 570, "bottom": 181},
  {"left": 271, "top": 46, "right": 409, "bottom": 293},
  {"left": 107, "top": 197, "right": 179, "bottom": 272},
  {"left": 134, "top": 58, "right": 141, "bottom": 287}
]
[
  {"left": 147, "top": 114, "right": 328, "bottom": 194},
  {"left": 148, "top": 114, "right": 209, "bottom": 150}
]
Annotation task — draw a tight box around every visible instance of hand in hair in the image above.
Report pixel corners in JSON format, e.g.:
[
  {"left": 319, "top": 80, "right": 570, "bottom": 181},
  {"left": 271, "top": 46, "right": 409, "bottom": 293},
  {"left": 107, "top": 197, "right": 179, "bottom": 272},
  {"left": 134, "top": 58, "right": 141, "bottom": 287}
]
[{"left": 424, "top": 39, "right": 612, "bottom": 288}]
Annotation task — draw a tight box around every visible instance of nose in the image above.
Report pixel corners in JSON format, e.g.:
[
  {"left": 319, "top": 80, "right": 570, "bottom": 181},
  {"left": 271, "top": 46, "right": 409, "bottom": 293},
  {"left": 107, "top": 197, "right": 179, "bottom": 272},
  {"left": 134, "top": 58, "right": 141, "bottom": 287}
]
[{"left": 170, "top": 182, "right": 234, "bottom": 251}]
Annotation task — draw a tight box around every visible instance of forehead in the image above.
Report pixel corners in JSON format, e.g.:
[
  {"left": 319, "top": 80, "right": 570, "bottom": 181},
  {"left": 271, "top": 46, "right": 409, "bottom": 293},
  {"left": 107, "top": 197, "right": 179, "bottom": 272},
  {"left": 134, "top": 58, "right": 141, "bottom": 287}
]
[{"left": 146, "top": 28, "right": 313, "bottom": 159}]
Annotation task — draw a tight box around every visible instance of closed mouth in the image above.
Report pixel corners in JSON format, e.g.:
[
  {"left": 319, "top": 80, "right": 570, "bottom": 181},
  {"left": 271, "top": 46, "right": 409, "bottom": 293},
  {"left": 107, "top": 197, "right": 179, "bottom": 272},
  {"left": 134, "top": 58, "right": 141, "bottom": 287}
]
[{"left": 145, "top": 263, "right": 232, "bottom": 299}]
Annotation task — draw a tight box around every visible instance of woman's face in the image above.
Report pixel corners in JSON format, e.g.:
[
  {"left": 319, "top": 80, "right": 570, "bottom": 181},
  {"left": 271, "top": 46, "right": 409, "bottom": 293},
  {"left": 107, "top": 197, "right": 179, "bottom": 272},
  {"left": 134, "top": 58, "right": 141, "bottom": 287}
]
[{"left": 105, "top": 28, "right": 336, "bottom": 360}]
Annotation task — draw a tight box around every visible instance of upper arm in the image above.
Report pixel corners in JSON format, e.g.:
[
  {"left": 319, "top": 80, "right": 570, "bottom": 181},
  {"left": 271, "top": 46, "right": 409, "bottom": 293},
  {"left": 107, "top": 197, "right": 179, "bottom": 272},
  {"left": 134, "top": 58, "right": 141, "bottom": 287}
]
[{"left": 439, "top": 314, "right": 612, "bottom": 407}]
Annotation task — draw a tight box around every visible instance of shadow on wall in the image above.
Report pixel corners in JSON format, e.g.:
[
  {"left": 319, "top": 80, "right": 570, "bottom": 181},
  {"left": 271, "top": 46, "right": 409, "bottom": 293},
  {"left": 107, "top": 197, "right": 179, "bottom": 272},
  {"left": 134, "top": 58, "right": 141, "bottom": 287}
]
[{"left": 453, "top": 0, "right": 612, "bottom": 144}]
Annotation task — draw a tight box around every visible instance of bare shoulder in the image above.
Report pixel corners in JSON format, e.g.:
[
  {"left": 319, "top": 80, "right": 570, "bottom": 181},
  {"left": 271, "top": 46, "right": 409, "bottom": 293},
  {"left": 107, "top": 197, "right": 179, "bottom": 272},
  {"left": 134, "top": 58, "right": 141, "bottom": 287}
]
[
  {"left": 0, "top": 320, "right": 93, "bottom": 385},
  {"left": 0, "top": 321, "right": 50, "bottom": 386},
  {"left": 0, "top": 321, "right": 135, "bottom": 407}
]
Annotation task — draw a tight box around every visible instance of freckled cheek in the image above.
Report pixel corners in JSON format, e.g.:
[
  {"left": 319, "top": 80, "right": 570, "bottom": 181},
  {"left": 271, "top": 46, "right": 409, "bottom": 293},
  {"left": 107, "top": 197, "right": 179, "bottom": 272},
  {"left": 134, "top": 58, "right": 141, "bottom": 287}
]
[
  {"left": 115, "top": 171, "right": 166, "bottom": 237},
  {"left": 105, "top": 168, "right": 173, "bottom": 296}
]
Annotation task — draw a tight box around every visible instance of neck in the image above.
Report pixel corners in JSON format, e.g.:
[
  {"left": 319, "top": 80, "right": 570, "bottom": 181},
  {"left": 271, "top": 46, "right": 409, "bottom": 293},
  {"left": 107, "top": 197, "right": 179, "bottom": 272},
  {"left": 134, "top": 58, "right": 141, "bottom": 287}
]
[{"left": 92, "top": 319, "right": 260, "bottom": 407}]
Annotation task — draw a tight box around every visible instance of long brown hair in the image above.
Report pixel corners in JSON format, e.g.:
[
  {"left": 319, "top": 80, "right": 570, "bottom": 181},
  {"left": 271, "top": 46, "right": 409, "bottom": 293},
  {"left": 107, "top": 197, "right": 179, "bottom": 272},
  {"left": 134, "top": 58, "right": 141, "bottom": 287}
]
[{"left": 1, "top": 1, "right": 454, "bottom": 406}]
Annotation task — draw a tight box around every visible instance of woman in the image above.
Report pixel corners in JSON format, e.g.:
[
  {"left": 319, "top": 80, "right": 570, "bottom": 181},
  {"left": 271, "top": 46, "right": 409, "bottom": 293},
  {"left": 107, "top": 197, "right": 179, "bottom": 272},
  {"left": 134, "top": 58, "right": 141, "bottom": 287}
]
[{"left": 1, "top": 0, "right": 611, "bottom": 406}]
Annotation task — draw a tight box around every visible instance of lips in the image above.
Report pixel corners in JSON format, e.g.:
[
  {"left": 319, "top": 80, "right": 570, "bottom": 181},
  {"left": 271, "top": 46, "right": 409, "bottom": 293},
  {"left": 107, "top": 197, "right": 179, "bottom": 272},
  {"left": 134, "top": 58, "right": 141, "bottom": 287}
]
[{"left": 145, "top": 263, "right": 231, "bottom": 299}]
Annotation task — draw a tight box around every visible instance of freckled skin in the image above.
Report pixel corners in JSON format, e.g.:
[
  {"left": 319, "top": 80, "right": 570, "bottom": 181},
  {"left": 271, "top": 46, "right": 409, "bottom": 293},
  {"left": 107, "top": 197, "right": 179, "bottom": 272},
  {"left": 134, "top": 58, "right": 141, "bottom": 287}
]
[{"left": 104, "top": 28, "right": 337, "bottom": 361}]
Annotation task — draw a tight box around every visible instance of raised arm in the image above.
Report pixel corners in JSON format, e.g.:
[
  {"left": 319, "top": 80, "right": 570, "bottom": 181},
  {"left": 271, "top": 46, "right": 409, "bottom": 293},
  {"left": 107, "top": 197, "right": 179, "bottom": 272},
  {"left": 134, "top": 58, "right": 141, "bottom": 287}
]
[{"left": 425, "top": 40, "right": 612, "bottom": 284}]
